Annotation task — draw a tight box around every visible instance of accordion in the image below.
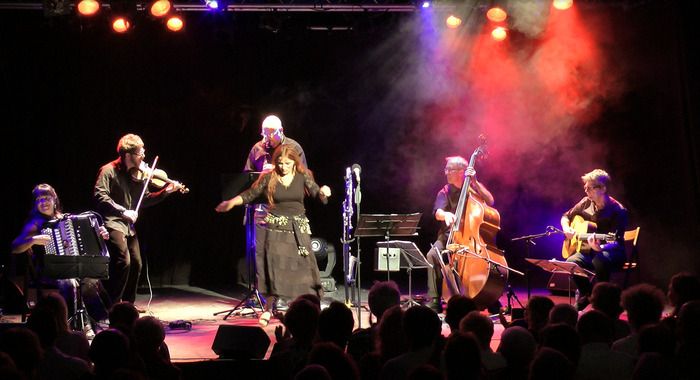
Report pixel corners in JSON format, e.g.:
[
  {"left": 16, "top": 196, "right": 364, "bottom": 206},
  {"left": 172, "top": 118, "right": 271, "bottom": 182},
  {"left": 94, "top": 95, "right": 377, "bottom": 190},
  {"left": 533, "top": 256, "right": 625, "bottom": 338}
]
[{"left": 40, "top": 212, "right": 110, "bottom": 279}]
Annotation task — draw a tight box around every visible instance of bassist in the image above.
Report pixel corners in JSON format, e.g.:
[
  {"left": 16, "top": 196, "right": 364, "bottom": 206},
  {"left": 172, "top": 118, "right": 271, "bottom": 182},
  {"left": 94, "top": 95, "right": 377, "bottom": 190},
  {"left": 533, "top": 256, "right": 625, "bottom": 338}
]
[{"left": 561, "top": 169, "right": 628, "bottom": 311}]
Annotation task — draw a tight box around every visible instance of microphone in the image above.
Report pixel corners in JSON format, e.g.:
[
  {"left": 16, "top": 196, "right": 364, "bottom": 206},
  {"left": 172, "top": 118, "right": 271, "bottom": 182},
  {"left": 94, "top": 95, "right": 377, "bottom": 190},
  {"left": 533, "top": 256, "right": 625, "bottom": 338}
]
[{"left": 351, "top": 164, "right": 361, "bottom": 183}]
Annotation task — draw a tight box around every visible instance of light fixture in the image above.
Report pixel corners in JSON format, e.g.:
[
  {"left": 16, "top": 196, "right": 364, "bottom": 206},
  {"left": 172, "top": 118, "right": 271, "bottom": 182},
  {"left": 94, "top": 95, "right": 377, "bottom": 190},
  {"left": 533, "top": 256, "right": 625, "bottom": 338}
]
[
  {"left": 112, "top": 17, "right": 130, "bottom": 33},
  {"left": 149, "top": 0, "right": 171, "bottom": 17},
  {"left": 76, "top": 0, "right": 100, "bottom": 16},
  {"left": 445, "top": 14, "right": 462, "bottom": 29},
  {"left": 491, "top": 26, "right": 507, "bottom": 41},
  {"left": 166, "top": 15, "right": 184, "bottom": 32},
  {"left": 553, "top": 0, "right": 573, "bottom": 10},
  {"left": 486, "top": 6, "right": 507, "bottom": 23}
]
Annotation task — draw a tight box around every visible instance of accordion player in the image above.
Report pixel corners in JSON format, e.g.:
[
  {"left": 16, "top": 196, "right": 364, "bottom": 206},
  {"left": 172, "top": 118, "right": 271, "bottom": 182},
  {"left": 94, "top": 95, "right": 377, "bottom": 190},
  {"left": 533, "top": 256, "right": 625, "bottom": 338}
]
[{"left": 41, "top": 211, "right": 110, "bottom": 279}]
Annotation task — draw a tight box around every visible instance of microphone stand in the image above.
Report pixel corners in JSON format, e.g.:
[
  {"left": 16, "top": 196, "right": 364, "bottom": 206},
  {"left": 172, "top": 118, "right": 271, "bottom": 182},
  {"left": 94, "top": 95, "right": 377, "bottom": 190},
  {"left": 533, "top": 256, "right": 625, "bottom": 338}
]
[
  {"left": 511, "top": 226, "right": 560, "bottom": 303},
  {"left": 354, "top": 175, "right": 362, "bottom": 329}
]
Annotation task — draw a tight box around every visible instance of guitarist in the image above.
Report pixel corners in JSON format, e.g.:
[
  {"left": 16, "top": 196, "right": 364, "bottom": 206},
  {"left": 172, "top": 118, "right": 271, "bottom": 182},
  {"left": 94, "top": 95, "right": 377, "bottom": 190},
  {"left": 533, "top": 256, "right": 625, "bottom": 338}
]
[
  {"left": 425, "top": 156, "right": 494, "bottom": 313},
  {"left": 561, "top": 169, "right": 628, "bottom": 311}
]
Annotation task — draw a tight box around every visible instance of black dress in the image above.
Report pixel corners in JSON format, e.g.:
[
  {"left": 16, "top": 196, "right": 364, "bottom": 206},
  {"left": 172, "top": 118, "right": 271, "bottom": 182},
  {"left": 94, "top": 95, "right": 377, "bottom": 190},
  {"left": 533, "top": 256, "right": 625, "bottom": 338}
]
[{"left": 239, "top": 171, "right": 327, "bottom": 300}]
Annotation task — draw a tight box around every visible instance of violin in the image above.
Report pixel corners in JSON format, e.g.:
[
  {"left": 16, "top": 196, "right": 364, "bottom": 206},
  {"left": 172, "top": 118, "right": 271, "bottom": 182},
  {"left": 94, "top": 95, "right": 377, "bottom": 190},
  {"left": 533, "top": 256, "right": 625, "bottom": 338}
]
[{"left": 130, "top": 161, "right": 189, "bottom": 194}]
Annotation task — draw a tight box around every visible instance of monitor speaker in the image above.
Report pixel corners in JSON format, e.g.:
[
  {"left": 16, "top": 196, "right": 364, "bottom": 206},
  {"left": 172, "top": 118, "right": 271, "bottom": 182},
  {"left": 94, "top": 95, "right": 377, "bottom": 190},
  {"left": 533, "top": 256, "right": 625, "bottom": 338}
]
[{"left": 211, "top": 325, "right": 270, "bottom": 359}]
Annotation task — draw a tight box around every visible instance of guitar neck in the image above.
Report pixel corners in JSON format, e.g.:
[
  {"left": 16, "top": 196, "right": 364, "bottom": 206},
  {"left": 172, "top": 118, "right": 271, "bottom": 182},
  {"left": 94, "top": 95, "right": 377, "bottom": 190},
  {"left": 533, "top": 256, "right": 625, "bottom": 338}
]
[{"left": 578, "top": 232, "right": 614, "bottom": 241}]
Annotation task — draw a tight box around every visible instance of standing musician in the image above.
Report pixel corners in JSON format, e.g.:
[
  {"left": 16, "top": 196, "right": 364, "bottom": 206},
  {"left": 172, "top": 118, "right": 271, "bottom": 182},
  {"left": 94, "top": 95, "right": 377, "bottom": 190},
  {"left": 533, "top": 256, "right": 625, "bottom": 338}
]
[
  {"left": 216, "top": 144, "right": 331, "bottom": 326},
  {"left": 244, "top": 115, "right": 306, "bottom": 172},
  {"left": 425, "top": 156, "right": 494, "bottom": 313},
  {"left": 94, "top": 134, "right": 178, "bottom": 307},
  {"left": 242, "top": 115, "right": 306, "bottom": 310},
  {"left": 561, "top": 169, "right": 628, "bottom": 311},
  {"left": 11, "top": 183, "right": 111, "bottom": 322}
]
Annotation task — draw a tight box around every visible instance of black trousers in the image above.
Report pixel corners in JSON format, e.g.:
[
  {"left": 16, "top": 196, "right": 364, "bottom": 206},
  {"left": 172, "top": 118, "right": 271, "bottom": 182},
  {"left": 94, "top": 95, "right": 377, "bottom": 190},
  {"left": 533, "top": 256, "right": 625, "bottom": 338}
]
[
  {"left": 566, "top": 248, "right": 625, "bottom": 296},
  {"left": 104, "top": 230, "right": 142, "bottom": 304}
]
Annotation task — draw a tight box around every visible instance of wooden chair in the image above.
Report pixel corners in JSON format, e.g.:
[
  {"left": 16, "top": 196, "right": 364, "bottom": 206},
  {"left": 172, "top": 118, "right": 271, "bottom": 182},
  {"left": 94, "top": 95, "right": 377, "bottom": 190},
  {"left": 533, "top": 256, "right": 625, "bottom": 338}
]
[{"left": 621, "top": 227, "right": 641, "bottom": 288}]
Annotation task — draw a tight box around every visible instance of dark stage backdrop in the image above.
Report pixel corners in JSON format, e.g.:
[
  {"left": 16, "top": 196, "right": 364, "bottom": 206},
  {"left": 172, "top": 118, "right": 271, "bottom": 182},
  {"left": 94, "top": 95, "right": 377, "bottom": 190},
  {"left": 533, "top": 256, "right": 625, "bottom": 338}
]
[{"left": 1, "top": 1, "right": 698, "bottom": 293}]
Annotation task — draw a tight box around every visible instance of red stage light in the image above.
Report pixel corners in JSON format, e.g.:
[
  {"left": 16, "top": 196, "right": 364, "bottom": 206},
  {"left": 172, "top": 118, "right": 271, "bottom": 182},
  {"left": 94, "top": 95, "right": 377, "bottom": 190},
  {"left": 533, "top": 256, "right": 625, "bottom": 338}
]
[
  {"left": 491, "top": 26, "right": 507, "bottom": 41},
  {"left": 166, "top": 16, "right": 184, "bottom": 32},
  {"left": 150, "top": 0, "right": 171, "bottom": 17},
  {"left": 486, "top": 7, "right": 507, "bottom": 23},
  {"left": 112, "top": 18, "right": 131, "bottom": 33},
  {"left": 76, "top": 0, "right": 100, "bottom": 16},
  {"left": 553, "top": 0, "right": 573, "bottom": 10}
]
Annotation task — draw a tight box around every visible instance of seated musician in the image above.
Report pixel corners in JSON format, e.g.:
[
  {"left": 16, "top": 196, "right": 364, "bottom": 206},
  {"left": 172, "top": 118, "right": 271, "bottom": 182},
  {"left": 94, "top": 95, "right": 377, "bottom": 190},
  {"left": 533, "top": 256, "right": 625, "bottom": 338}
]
[
  {"left": 425, "top": 156, "right": 494, "bottom": 313},
  {"left": 561, "top": 169, "right": 628, "bottom": 311},
  {"left": 11, "top": 183, "right": 111, "bottom": 326}
]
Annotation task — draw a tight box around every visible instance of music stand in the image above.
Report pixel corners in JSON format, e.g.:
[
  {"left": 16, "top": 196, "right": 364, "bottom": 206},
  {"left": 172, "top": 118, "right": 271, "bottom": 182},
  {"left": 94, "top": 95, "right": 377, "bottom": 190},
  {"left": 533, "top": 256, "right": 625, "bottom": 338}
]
[
  {"left": 43, "top": 255, "right": 110, "bottom": 333},
  {"left": 525, "top": 258, "right": 594, "bottom": 304},
  {"left": 215, "top": 172, "right": 265, "bottom": 320},
  {"left": 376, "top": 240, "right": 431, "bottom": 308},
  {"left": 357, "top": 213, "right": 421, "bottom": 281}
]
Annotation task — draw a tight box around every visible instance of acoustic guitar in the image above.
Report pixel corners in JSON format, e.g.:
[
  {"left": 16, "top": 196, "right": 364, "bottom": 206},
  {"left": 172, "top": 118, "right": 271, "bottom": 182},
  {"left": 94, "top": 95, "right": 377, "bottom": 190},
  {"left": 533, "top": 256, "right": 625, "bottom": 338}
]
[{"left": 561, "top": 215, "right": 616, "bottom": 258}]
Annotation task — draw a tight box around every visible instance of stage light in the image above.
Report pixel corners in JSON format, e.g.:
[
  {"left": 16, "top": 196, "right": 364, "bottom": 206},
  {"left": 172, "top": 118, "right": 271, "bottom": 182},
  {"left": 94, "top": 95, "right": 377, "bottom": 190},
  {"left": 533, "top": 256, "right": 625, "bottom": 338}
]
[
  {"left": 43, "top": 0, "right": 71, "bottom": 17},
  {"left": 491, "top": 26, "right": 507, "bottom": 41},
  {"left": 205, "top": 0, "right": 227, "bottom": 11},
  {"left": 486, "top": 6, "right": 507, "bottom": 23},
  {"left": 149, "top": 0, "right": 171, "bottom": 17},
  {"left": 445, "top": 15, "right": 462, "bottom": 29},
  {"left": 421, "top": 1, "right": 430, "bottom": 8},
  {"left": 76, "top": 0, "right": 100, "bottom": 16},
  {"left": 553, "top": 0, "right": 573, "bottom": 10},
  {"left": 112, "top": 17, "right": 131, "bottom": 33},
  {"left": 166, "top": 15, "right": 184, "bottom": 32}
]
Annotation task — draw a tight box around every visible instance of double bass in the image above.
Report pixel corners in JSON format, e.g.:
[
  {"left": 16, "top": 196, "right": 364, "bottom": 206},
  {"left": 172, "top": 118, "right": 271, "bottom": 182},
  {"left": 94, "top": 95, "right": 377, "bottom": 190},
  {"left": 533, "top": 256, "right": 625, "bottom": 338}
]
[{"left": 440, "top": 138, "right": 508, "bottom": 309}]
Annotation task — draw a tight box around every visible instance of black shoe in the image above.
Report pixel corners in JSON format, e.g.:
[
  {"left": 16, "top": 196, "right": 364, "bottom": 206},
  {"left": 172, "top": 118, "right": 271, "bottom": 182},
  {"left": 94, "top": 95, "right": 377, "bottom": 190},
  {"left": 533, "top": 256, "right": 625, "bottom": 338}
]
[
  {"left": 427, "top": 298, "right": 442, "bottom": 313},
  {"left": 576, "top": 296, "right": 590, "bottom": 312}
]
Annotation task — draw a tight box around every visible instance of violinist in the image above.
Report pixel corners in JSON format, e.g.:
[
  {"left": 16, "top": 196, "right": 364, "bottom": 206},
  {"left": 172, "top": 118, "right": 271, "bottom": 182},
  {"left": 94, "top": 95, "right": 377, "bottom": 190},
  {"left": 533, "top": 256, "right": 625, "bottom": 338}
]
[
  {"left": 94, "top": 133, "right": 178, "bottom": 308},
  {"left": 425, "top": 156, "right": 494, "bottom": 313},
  {"left": 561, "top": 169, "right": 627, "bottom": 311}
]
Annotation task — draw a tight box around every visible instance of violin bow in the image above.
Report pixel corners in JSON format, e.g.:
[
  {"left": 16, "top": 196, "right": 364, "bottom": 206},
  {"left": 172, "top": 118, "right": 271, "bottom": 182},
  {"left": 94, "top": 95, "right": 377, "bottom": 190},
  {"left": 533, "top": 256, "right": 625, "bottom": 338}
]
[{"left": 134, "top": 155, "right": 159, "bottom": 215}]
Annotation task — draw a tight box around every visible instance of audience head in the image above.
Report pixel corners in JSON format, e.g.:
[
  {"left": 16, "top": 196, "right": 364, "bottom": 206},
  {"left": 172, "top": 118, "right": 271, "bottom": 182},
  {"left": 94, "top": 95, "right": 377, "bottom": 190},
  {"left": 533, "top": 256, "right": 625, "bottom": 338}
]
[
  {"left": 318, "top": 301, "right": 355, "bottom": 349},
  {"left": 295, "top": 364, "right": 331, "bottom": 380},
  {"left": 367, "top": 281, "right": 400, "bottom": 321},
  {"left": 89, "top": 329, "right": 131, "bottom": 376},
  {"left": 529, "top": 347, "right": 575, "bottom": 380},
  {"left": 497, "top": 326, "right": 536, "bottom": 372},
  {"left": 26, "top": 305, "right": 59, "bottom": 348},
  {"left": 667, "top": 272, "right": 700, "bottom": 316},
  {"left": 307, "top": 342, "right": 359, "bottom": 380},
  {"left": 132, "top": 316, "right": 166, "bottom": 353},
  {"left": 459, "top": 310, "right": 494, "bottom": 350},
  {"left": 677, "top": 300, "right": 700, "bottom": 345},
  {"left": 591, "top": 282, "right": 623, "bottom": 318},
  {"left": 402, "top": 305, "right": 442, "bottom": 350},
  {"left": 376, "top": 305, "right": 407, "bottom": 361},
  {"left": 621, "top": 283, "right": 666, "bottom": 331},
  {"left": 548, "top": 303, "right": 578, "bottom": 327},
  {"left": 638, "top": 323, "right": 676, "bottom": 356},
  {"left": 284, "top": 298, "right": 320, "bottom": 346},
  {"left": 539, "top": 323, "right": 581, "bottom": 364},
  {"left": 35, "top": 293, "right": 70, "bottom": 332},
  {"left": 525, "top": 296, "right": 555, "bottom": 334},
  {"left": 0, "top": 327, "right": 43, "bottom": 379},
  {"left": 109, "top": 301, "right": 140, "bottom": 334},
  {"left": 443, "top": 331, "right": 482, "bottom": 380},
  {"left": 296, "top": 293, "right": 321, "bottom": 309},
  {"left": 576, "top": 310, "right": 613, "bottom": 345},
  {"left": 407, "top": 364, "right": 443, "bottom": 380},
  {"left": 444, "top": 295, "right": 477, "bottom": 333}
]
